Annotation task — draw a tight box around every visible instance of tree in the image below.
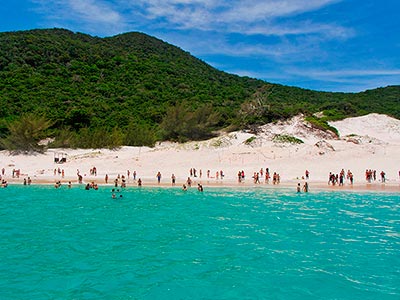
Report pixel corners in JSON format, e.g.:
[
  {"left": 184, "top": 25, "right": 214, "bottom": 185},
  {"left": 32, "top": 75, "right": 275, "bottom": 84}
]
[{"left": 0, "top": 114, "right": 52, "bottom": 153}]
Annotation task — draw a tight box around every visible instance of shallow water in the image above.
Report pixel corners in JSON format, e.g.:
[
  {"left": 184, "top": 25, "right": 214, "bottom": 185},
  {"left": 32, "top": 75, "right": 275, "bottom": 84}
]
[{"left": 0, "top": 185, "right": 399, "bottom": 299}]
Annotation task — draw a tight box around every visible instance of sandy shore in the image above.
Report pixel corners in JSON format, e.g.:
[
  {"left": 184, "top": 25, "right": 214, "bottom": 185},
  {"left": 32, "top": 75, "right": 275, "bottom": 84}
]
[
  {"left": 1, "top": 113, "right": 400, "bottom": 193},
  {"left": 3, "top": 178, "right": 400, "bottom": 193}
]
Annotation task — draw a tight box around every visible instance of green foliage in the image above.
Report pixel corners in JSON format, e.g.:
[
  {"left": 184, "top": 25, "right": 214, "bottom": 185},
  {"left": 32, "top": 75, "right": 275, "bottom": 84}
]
[
  {"left": 0, "top": 114, "right": 52, "bottom": 153},
  {"left": 0, "top": 28, "right": 398, "bottom": 148},
  {"left": 70, "top": 127, "right": 124, "bottom": 149},
  {"left": 48, "top": 127, "right": 76, "bottom": 148},
  {"left": 160, "top": 103, "right": 220, "bottom": 142},
  {"left": 321, "top": 109, "right": 348, "bottom": 121},
  {"left": 124, "top": 123, "right": 156, "bottom": 147},
  {"left": 272, "top": 134, "right": 304, "bottom": 144},
  {"left": 50, "top": 127, "right": 124, "bottom": 149},
  {"left": 211, "top": 138, "right": 223, "bottom": 147},
  {"left": 244, "top": 136, "right": 256, "bottom": 145},
  {"left": 305, "top": 116, "right": 339, "bottom": 137}
]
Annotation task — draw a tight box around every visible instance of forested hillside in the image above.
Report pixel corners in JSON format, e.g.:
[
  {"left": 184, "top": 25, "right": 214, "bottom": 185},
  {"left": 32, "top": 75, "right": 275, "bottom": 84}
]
[{"left": 0, "top": 28, "right": 399, "bottom": 150}]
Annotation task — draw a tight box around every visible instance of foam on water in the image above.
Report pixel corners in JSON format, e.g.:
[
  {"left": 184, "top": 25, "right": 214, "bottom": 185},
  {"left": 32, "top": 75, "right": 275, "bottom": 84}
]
[{"left": 0, "top": 185, "right": 399, "bottom": 299}]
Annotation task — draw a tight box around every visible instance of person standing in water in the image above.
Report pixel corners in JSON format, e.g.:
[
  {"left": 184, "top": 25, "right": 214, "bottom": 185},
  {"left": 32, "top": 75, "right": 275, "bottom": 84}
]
[{"left": 303, "top": 182, "right": 309, "bottom": 193}]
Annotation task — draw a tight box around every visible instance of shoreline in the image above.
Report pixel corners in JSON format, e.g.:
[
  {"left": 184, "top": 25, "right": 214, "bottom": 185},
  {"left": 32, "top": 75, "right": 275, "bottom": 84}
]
[{"left": 3, "top": 176, "right": 399, "bottom": 193}]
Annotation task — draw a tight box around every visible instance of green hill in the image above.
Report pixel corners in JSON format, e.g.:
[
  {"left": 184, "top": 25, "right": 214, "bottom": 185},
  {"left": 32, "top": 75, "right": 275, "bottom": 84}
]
[{"left": 0, "top": 28, "right": 399, "bottom": 150}]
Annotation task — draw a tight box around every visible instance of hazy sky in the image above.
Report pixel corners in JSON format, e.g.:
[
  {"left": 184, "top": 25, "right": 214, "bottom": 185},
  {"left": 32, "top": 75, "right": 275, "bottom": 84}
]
[{"left": 1, "top": 0, "right": 399, "bottom": 92}]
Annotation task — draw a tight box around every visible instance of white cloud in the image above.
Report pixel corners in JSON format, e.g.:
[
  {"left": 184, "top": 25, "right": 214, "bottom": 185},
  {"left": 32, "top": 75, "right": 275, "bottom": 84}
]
[
  {"left": 32, "top": 0, "right": 126, "bottom": 34},
  {"left": 32, "top": 0, "right": 348, "bottom": 38},
  {"left": 288, "top": 68, "right": 400, "bottom": 79},
  {"left": 219, "top": 0, "right": 339, "bottom": 22},
  {"left": 231, "top": 68, "right": 400, "bottom": 92},
  {"left": 243, "top": 22, "right": 353, "bottom": 39},
  {"left": 68, "top": 0, "right": 122, "bottom": 24},
  {"left": 281, "top": 68, "right": 400, "bottom": 91},
  {"left": 130, "top": 0, "right": 348, "bottom": 38}
]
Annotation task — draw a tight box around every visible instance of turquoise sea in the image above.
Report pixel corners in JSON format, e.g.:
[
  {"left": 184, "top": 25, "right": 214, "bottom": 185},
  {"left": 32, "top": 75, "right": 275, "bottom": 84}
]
[{"left": 0, "top": 185, "right": 399, "bottom": 299}]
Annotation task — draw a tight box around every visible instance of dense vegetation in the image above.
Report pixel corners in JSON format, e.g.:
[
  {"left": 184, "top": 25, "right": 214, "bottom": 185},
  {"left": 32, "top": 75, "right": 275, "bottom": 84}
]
[{"left": 0, "top": 28, "right": 399, "bottom": 151}]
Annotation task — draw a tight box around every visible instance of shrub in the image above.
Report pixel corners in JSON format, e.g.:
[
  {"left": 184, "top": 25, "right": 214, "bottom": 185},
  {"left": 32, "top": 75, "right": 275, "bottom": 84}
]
[
  {"left": 244, "top": 136, "right": 256, "bottom": 145},
  {"left": 305, "top": 116, "right": 339, "bottom": 137},
  {"left": 272, "top": 134, "right": 304, "bottom": 144},
  {"left": 0, "top": 114, "right": 52, "bottom": 153}
]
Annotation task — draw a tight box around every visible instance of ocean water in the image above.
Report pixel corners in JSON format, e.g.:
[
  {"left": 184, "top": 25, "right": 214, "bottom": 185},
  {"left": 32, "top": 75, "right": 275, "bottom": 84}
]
[{"left": 0, "top": 185, "right": 399, "bottom": 300}]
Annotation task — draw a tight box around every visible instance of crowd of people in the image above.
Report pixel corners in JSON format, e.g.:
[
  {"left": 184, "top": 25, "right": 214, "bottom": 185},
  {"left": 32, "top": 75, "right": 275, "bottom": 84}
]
[
  {"left": 1, "top": 164, "right": 399, "bottom": 193},
  {"left": 328, "top": 169, "right": 354, "bottom": 186}
]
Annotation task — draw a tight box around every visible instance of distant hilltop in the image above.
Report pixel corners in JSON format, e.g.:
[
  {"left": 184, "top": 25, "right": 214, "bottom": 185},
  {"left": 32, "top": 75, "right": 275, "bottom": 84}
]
[{"left": 0, "top": 28, "right": 399, "bottom": 150}]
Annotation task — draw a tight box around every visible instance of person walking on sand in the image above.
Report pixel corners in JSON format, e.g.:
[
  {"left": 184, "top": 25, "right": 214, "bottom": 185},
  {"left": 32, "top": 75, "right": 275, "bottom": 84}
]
[
  {"left": 171, "top": 174, "right": 176, "bottom": 186},
  {"left": 380, "top": 171, "right": 386, "bottom": 183},
  {"left": 156, "top": 171, "right": 162, "bottom": 184}
]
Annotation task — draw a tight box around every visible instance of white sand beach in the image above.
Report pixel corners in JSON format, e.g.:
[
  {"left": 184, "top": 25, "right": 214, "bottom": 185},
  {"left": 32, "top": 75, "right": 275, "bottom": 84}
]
[{"left": 1, "top": 113, "right": 400, "bottom": 191}]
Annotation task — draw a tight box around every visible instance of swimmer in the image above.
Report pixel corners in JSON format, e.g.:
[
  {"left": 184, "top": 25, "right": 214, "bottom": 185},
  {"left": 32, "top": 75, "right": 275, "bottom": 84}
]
[{"left": 182, "top": 184, "right": 187, "bottom": 191}]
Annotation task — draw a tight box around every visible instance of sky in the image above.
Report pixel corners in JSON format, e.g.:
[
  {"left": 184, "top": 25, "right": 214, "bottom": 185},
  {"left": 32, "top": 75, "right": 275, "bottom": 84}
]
[{"left": 1, "top": 0, "right": 399, "bottom": 92}]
